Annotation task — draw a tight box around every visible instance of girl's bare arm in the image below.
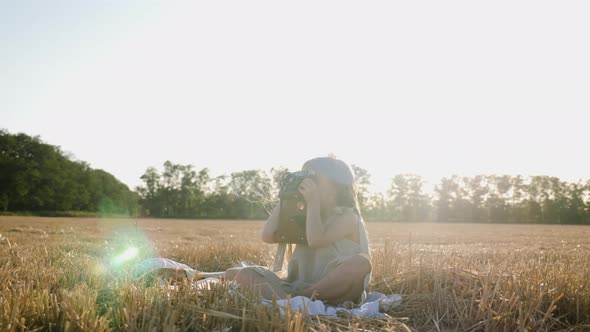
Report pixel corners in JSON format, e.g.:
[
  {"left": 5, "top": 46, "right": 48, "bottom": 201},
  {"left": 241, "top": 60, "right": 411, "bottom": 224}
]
[{"left": 261, "top": 203, "right": 280, "bottom": 243}]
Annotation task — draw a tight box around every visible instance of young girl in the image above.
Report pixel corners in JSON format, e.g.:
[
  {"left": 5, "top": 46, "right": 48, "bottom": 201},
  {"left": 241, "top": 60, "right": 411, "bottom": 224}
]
[{"left": 230, "top": 157, "right": 372, "bottom": 305}]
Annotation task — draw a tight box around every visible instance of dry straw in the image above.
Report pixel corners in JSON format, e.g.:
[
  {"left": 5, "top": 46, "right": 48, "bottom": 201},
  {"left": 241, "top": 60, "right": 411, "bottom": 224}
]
[{"left": 0, "top": 217, "right": 588, "bottom": 331}]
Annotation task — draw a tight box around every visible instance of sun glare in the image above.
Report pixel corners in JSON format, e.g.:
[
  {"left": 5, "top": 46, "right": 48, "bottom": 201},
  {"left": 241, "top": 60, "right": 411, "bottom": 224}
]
[{"left": 112, "top": 247, "right": 139, "bottom": 265}]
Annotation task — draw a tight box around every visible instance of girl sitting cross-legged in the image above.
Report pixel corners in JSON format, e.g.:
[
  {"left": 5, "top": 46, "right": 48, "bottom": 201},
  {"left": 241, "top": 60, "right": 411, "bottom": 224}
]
[{"left": 227, "top": 156, "right": 372, "bottom": 306}]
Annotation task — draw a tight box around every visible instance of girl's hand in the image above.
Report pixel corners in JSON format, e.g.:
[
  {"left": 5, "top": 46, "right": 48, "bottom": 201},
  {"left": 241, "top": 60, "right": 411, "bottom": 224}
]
[{"left": 298, "top": 178, "right": 320, "bottom": 203}]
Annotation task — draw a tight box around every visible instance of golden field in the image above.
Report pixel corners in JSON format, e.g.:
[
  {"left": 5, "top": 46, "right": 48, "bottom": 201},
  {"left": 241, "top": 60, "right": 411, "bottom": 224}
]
[{"left": 0, "top": 216, "right": 589, "bottom": 331}]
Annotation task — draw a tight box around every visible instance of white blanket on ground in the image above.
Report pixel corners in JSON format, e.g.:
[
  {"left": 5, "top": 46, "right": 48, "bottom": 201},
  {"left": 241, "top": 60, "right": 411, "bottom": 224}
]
[
  {"left": 136, "top": 257, "right": 228, "bottom": 279},
  {"left": 137, "top": 258, "right": 402, "bottom": 318},
  {"left": 263, "top": 292, "right": 402, "bottom": 318}
]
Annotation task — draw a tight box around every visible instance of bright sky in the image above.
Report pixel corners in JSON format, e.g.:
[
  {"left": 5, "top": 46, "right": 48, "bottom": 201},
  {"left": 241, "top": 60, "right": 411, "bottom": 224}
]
[{"left": 2, "top": 1, "right": 589, "bottom": 193}]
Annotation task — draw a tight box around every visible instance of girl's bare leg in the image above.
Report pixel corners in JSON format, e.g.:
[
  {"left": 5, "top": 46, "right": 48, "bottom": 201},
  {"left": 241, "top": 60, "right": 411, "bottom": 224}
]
[
  {"left": 298, "top": 254, "right": 371, "bottom": 305},
  {"left": 232, "top": 267, "right": 288, "bottom": 300}
]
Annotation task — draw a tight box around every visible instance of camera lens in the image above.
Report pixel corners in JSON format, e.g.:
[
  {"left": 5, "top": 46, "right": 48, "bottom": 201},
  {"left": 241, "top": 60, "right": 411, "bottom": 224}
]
[{"left": 297, "top": 201, "right": 305, "bottom": 210}]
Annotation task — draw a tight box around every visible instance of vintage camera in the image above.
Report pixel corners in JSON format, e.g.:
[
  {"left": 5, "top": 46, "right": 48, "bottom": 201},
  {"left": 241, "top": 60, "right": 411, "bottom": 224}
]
[{"left": 275, "top": 170, "right": 315, "bottom": 244}]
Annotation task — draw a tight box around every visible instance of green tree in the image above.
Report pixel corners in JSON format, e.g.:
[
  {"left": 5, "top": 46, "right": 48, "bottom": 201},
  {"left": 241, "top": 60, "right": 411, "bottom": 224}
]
[
  {"left": 388, "top": 174, "right": 429, "bottom": 222},
  {"left": 0, "top": 130, "right": 137, "bottom": 215},
  {"left": 351, "top": 164, "right": 371, "bottom": 213},
  {"left": 434, "top": 177, "right": 455, "bottom": 222},
  {"left": 228, "top": 170, "right": 274, "bottom": 219}
]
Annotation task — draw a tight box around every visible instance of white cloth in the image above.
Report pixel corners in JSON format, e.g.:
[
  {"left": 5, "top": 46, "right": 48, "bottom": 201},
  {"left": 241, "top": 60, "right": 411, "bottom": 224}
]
[
  {"left": 262, "top": 292, "right": 402, "bottom": 318},
  {"left": 137, "top": 257, "right": 229, "bottom": 279},
  {"left": 138, "top": 258, "right": 402, "bottom": 318}
]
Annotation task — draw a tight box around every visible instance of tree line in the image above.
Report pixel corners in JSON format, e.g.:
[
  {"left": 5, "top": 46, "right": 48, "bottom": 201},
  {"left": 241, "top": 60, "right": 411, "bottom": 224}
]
[
  {"left": 135, "top": 161, "right": 286, "bottom": 219},
  {"left": 363, "top": 174, "right": 590, "bottom": 224},
  {"left": 135, "top": 161, "right": 590, "bottom": 225},
  {"left": 2, "top": 130, "right": 589, "bottom": 224},
  {"left": 0, "top": 130, "right": 137, "bottom": 216}
]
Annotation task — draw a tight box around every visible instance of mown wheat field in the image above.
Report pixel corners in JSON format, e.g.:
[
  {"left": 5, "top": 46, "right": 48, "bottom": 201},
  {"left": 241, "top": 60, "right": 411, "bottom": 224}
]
[{"left": 0, "top": 216, "right": 589, "bottom": 332}]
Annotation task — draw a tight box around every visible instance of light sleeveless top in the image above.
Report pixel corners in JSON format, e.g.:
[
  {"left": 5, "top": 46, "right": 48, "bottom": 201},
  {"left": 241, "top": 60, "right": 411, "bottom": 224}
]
[{"left": 283, "top": 206, "right": 371, "bottom": 304}]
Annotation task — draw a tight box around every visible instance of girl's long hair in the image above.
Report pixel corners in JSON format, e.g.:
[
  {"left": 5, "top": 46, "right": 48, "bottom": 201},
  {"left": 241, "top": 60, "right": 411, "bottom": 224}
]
[
  {"left": 335, "top": 182, "right": 362, "bottom": 217},
  {"left": 303, "top": 157, "right": 364, "bottom": 221}
]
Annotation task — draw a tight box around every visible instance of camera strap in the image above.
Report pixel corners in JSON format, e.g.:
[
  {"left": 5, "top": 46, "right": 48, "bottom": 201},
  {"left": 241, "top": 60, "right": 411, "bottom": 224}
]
[{"left": 272, "top": 243, "right": 286, "bottom": 272}]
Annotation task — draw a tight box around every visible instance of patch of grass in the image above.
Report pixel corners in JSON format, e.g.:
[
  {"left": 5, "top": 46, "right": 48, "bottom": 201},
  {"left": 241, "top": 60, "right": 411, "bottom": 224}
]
[{"left": 0, "top": 216, "right": 589, "bottom": 331}]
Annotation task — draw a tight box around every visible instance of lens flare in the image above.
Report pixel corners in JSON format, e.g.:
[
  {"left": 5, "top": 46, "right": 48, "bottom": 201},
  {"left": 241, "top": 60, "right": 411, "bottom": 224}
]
[{"left": 113, "top": 247, "right": 139, "bottom": 265}]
